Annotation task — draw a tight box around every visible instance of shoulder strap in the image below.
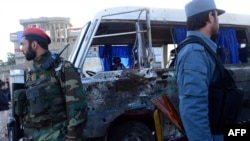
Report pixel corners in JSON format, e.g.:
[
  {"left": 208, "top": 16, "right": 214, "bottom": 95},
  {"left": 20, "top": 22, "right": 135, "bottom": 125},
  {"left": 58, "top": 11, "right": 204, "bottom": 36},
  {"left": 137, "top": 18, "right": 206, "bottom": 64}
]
[
  {"left": 50, "top": 59, "right": 65, "bottom": 85},
  {"left": 177, "top": 35, "right": 225, "bottom": 78}
]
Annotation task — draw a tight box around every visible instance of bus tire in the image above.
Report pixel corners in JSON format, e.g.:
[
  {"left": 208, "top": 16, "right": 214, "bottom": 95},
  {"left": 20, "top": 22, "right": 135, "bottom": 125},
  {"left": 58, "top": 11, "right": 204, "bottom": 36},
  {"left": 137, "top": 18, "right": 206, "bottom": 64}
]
[{"left": 107, "top": 121, "right": 155, "bottom": 141}]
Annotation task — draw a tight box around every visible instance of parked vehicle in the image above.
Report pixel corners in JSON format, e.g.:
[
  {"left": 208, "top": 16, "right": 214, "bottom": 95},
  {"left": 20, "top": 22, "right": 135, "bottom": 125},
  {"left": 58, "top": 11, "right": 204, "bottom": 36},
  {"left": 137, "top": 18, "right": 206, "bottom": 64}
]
[{"left": 9, "top": 6, "right": 250, "bottom": 141}]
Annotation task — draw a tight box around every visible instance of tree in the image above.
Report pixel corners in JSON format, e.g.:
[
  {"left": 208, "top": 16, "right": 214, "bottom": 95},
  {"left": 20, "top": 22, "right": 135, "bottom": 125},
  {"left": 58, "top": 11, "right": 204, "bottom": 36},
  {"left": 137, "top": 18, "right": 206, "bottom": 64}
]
[
  {"left": 0, "top": 60, "right": 3, "bottom": 66},
  {"left": 6, "top": 52, "right": 15, "bottom": 65}
]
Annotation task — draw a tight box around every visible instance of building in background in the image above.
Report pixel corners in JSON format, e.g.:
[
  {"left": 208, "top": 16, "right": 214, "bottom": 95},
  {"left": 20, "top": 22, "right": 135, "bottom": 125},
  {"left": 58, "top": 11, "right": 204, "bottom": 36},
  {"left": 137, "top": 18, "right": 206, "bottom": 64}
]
[{"left": 0, "top": 17, "right": 81, "bottom": 80}]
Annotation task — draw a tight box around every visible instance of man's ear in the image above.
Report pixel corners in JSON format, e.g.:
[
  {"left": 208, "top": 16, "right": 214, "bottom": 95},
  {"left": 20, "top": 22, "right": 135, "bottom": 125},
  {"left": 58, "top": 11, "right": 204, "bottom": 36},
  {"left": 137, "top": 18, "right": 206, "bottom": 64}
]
[
  {"left": 208, "top": 12, "right": 214, "bottom": 23},
  {"left": 31, "top": 41, "right": 38, "bottom": 49},
  {"left": 209, "top": 11, "right": 217, "bottom": 23}
]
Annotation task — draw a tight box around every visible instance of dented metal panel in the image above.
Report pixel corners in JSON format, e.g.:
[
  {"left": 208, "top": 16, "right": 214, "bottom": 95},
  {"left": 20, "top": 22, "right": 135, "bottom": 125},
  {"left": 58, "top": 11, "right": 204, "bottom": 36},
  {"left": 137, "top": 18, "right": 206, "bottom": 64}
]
[
  {"left": 83, "top": 68, "right": 179, "bottom": 137},
  {"left": 83, "top": 65, "right": 250, "bottom": 138}
]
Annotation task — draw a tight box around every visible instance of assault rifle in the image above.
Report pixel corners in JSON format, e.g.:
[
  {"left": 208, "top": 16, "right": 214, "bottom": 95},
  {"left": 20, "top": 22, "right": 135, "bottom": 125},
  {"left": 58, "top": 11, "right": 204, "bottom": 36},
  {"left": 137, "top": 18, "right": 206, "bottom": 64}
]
[{"left": 151, "top": 94, "right": 187, "bottom": 141}]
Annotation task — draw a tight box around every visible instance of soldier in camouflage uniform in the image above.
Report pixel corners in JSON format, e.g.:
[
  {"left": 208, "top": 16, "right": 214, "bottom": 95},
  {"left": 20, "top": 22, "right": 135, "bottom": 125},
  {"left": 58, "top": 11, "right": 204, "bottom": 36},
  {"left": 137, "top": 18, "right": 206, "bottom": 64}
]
[{"left": 16, "top": 27, "right": 87, "bottom": 141}]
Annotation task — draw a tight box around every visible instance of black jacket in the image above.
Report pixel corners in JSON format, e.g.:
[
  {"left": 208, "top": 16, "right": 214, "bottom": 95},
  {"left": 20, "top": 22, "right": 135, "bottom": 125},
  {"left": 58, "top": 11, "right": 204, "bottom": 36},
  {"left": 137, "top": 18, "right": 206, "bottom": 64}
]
[{"left": 0, "top": 89, "right": 9, "bottom": 111}]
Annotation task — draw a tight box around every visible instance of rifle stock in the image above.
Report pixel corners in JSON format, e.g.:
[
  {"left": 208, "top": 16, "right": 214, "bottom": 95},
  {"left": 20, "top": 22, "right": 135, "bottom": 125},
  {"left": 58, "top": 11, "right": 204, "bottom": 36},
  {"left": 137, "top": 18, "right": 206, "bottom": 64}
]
[{"left": 151, "top": 94, "right": 186, "bottom": 140}]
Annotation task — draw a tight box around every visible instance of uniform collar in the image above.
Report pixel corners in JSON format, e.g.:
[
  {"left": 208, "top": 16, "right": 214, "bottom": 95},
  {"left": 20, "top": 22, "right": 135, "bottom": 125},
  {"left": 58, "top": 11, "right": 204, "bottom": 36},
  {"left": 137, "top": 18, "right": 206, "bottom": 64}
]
[
  {"left": 33, "top": 51, "right": 51, "bottom": 70},
  {"left": 33, "top": 51, "right": 51, "bottom": 64},
  {"left": 187, "top": 31, "right": 218, "bottom": 53}
]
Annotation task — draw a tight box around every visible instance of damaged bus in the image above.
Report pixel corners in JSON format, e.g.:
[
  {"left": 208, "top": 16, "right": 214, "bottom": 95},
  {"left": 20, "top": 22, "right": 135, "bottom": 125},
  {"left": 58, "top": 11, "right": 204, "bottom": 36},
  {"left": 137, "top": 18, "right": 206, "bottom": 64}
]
[
  {"left": 10, "top": 6, "right": 250, "bottom": 141},
  {"left": 67, "top": 6, "right": 250, "bottom": 141}
]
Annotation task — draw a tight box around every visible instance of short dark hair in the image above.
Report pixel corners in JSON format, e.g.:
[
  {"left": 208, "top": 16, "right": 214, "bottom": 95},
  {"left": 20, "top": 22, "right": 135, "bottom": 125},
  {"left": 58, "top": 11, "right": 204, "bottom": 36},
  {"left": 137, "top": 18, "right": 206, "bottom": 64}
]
[
  {"left": 0, "top": 81, "right": 5, "bottom": 88},
  {"left": 24, "top": 35, "right": 49, "bottom": 50},
  {"left": 186, "top": 10, "right": 216, "bottom": 30},
  {"left": 113, "top": 57, "right": 121, "bottom": 63}
]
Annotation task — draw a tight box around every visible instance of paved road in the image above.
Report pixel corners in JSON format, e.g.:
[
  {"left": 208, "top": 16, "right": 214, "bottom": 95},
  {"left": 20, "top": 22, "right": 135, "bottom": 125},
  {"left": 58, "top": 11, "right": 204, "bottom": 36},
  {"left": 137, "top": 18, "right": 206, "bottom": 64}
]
[
  {"left": 0, "top": 105, "right": 12, "bottom": 141},
  {"left": 0, "top": 137, "right": 7, "bottom": 141}
]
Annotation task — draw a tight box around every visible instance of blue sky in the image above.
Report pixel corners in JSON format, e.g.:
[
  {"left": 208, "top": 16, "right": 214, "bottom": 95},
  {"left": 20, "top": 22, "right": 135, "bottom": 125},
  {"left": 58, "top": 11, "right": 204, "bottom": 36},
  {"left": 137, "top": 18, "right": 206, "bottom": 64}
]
[{"left": 0, "top": 0, "right": 249, "bottom": 61}]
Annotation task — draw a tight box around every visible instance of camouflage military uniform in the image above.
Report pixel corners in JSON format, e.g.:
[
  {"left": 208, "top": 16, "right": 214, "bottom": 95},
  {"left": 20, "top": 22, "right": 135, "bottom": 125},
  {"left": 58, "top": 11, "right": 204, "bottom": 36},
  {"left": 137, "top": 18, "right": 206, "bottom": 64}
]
[{"left": 21, "top": 51, "right": 87, "bottom": 141}]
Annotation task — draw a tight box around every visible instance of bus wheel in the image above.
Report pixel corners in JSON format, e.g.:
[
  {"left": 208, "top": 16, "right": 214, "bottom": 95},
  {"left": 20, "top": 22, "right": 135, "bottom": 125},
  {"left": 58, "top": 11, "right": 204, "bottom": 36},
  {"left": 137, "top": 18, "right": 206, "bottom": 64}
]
[{"left": 107, "top": 121, "right": 155, "bottom": 141}]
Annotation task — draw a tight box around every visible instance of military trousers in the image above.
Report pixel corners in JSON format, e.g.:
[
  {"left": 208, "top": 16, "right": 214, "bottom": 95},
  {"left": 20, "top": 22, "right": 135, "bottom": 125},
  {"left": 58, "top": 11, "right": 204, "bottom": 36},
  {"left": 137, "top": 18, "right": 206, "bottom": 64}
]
[{"left": 22, "top": 120, "right": 67, "bottom": 141}]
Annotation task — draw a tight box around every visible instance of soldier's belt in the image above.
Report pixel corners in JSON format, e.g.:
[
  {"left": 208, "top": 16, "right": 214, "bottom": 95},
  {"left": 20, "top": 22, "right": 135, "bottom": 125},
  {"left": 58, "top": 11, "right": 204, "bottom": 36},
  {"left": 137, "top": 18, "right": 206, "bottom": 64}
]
[{"left": 24, "top": 120, "right": 52, "bottom": 128}]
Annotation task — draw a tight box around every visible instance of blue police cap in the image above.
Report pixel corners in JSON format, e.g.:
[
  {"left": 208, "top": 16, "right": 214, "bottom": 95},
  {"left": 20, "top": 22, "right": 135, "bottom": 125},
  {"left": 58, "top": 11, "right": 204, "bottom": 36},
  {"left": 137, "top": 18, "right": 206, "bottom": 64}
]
[{"left": 185, "top": 0, "right": 225, "bottom": 18}]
